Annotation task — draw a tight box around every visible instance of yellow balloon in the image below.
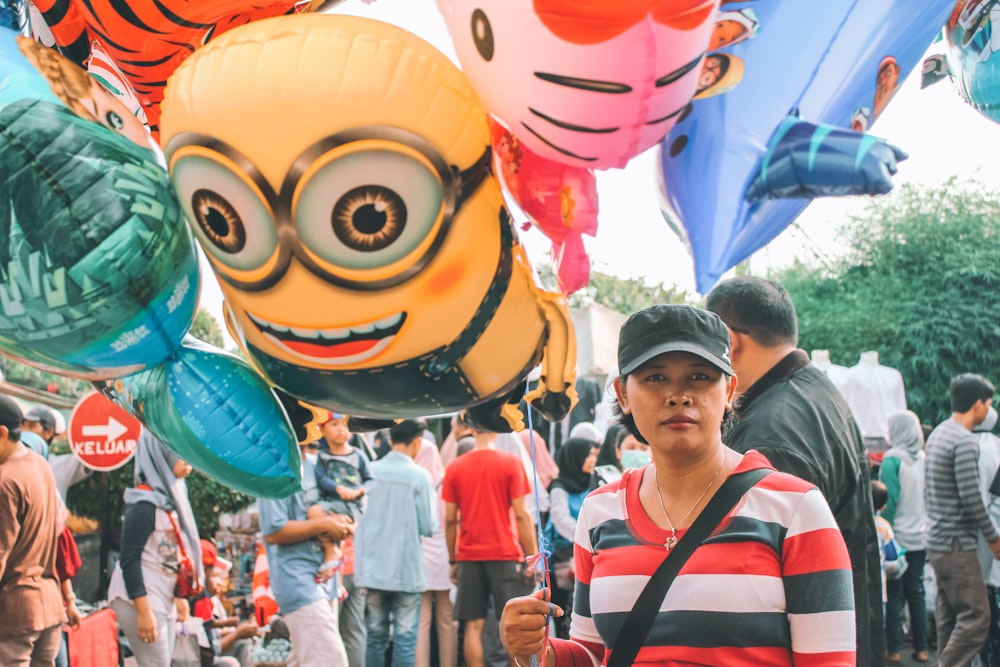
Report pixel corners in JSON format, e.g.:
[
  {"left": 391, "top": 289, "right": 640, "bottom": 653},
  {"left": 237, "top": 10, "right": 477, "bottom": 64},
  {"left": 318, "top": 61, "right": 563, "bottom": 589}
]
[{"left": 160, "top": 13, "right": 577, "bottom": 430}]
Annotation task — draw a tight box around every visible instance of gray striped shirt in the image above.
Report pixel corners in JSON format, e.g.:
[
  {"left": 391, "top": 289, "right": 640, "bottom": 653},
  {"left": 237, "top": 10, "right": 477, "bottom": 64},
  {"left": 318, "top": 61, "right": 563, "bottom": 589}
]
[{"left": 925, "top": 419, "right": 1000, "bottom": 550}]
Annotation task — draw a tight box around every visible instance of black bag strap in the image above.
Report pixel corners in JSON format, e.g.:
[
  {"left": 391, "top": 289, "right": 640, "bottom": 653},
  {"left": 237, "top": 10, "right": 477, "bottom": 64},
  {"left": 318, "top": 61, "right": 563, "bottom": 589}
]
[{"left": 606, "top": 467, "right": 771, "bottom": 667}]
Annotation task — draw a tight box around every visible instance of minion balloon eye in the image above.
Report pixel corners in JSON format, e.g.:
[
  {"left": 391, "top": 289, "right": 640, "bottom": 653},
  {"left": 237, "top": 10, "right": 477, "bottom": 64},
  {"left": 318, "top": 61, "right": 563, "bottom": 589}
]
[{"left": 168, "top": 127, "right": 492, "bottom": 292}]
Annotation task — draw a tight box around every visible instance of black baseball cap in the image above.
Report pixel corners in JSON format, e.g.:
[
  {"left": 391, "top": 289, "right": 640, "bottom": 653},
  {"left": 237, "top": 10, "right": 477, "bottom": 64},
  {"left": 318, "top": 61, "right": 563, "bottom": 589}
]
[
  {"left": 618, "top": 305, "right": 733, "bottom": 376},
  {"left": 0, "top": 394, "right": 23, "bottom": 432},
  {"left": 24, "top": 406, "right": 56, "bottom": 431}
]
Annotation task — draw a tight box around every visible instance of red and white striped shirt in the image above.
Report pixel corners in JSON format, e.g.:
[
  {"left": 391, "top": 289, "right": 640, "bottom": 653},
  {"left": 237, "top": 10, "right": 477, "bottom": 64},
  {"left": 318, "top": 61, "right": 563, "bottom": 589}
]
[{"left": 550, "top": 450, "right": 856, "bottom": 666}]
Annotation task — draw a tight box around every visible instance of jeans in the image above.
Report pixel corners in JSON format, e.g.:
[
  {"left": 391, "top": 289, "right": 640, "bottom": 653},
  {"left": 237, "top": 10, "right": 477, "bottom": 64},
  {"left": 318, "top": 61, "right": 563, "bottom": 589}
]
[
  {"left": 886, "top": 549, "right": 929, "bottom": 653},
  {"left": 340, "top": 575, "right": 368, "bottom": 667},
  {"left": 365, "top": 589, "right": 422, "bottom": 667}
]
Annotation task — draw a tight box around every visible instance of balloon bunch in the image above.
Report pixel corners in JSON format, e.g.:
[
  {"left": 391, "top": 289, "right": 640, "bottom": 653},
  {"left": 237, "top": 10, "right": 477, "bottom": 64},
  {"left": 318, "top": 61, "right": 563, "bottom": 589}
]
[
  {"left": 0, "top": 31, "right": 301, "bottom": 496},
  {"left": 158, "top": 12, "right": 579, "bottom": 433},
  {"left": 0, "top": 6, "right": 581, "bottom": 499},
  {"left": 30, "top": 0, "right": 342, "bottom": 136},
  {"left": 656, "top": 0, "right": 954, "bottom": 293},
  {"left": 436, "top": 0, "right": 720, "bottom": 293}
]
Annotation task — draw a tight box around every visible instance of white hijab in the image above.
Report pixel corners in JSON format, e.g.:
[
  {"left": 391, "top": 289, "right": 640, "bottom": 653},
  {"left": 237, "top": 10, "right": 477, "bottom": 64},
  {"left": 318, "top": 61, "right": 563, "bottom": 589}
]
[{"left": 123, "top": 428, "right": 203, "bottom": 581}]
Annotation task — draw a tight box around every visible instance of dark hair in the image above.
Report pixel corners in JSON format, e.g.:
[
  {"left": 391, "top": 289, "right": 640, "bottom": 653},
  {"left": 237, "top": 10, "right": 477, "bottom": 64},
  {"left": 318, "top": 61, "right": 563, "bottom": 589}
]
[
  {"left": 389, "top": 419, "right": 427, "bottom": 446},
  {"left": 455, "top": 411, "right": 477, "bottom": 432},
  {"left": 611, "top": 372, "right": 733, "bottom": 443},
  {"left": 871, "top": 479, "right": 888, "bottom": 511},
  {"left": 596, "top": 423, "right": 627, "bottom": 469},
  {"left": 950, "top": 373, "right": 995, "bottom": 413},
  {"left": 705, "top": 276, "right": 798, "bottom": 347}
]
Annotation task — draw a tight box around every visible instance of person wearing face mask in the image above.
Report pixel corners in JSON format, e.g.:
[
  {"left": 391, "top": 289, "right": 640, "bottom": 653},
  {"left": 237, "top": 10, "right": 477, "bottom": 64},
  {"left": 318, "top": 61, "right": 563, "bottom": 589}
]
[
  {"left": 543, "top": 438, "right": 599, "bottom": 638},
  {"left": 619, "top": 433, "right": 652, "bottom": 470},
  {"left": 107, "top": 429, "right": 203, "bottom": 667}
]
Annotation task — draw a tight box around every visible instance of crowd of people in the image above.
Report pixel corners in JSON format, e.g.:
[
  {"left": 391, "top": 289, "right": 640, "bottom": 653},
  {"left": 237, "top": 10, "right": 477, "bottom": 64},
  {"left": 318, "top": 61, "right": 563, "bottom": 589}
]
[{"left": 8, "top": 275, "right": 1000, "bottom": 667}]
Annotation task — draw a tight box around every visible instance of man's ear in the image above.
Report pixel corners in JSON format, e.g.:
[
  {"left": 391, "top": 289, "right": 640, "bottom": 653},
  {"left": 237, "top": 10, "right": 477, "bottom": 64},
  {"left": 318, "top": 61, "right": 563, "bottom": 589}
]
[{"left": 613, "top": 377, "right": 630, "bottom": 414}]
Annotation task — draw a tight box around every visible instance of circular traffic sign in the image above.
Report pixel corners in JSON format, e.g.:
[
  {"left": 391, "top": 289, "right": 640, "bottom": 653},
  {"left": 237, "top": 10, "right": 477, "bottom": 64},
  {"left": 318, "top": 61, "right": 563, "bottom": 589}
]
[{"left": 68, "top": 391, "right": 143, "bottom": 471}]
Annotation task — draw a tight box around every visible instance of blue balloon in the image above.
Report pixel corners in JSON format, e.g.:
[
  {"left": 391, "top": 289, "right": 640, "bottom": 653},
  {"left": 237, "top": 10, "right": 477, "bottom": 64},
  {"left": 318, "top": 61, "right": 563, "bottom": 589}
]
[
  {"left": 106, "top": 337, "right": 302, "bottom": 498},
  {"left": 745, "top": 114, "right": 908, "bottom": 202},
  {"left": 657, "top": 0, "right": 955, "bottom": 294}
]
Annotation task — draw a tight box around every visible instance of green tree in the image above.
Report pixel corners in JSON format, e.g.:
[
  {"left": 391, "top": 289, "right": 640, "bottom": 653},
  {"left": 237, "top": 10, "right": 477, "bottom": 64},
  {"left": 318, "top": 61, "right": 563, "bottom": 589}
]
[
  {"left": 779, "top": 179, "right": 1000, "bottom": 424},
  {"left": 1, "top": 359, "right": 91, "bottom": 399},
  {"left": 538, "top": 263, "right": 693, "bottom": 314},
  {"left": 190, "top": 307, "right": 225, "bottom": 347}
]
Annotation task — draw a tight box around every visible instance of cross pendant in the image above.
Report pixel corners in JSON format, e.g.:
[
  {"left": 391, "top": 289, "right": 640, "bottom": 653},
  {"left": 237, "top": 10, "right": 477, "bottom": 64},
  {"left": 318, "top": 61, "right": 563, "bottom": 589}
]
[{"left": 664, "top": 535, "right": 678, "bottom": 552}]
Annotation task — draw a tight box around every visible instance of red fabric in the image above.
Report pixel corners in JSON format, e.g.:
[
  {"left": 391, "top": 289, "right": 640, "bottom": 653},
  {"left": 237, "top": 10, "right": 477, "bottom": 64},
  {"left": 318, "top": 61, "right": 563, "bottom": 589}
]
[
  {"left": 192, "top": 596, "right": 213, "bottom": 621},
  {"left": 56, "top": 527, "right": 83, "bottom": 582},
  {"left": 441, "top": 449, "right": 530, "bottom": 561},
  {"left": 252, "top": 544, "right": 278, "bottom": 626},
  {"left": 67, "top": 608, "right": 119, "bottom": 667}
]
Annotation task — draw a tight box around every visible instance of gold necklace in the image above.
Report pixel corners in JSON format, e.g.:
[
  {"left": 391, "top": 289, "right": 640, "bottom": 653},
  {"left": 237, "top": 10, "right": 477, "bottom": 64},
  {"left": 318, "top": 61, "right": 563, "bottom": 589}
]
[{"left": 654, "top": 452, "right": 727, "bottom": 552}]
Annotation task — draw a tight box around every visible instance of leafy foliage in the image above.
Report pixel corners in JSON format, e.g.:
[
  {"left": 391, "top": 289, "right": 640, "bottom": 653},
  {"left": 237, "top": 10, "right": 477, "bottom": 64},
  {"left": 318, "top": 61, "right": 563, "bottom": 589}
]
[
  {"left": 1, "top": 359, "right": 90, "bottom": 399},
  {"left": 190, "top": 308, "right": 225, "bottom": 347},
  {"left": 780, "top": 180, "right": 1000, "bottom": 424},
  {"left": 538, "top": 263, "right": 693, "bottom": 314}
]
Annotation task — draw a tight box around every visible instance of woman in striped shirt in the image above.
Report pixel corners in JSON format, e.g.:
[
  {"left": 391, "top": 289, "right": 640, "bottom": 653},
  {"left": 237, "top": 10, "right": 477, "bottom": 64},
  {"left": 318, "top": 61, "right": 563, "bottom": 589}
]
[{"left": 500, "top": 304, "right": 856, "bottom": 666}]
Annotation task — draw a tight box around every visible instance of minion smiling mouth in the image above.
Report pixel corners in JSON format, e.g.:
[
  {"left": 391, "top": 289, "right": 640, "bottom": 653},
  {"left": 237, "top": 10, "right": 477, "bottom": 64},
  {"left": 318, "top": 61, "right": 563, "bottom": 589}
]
[{"left": 246, "top": 311, "right": 407, "bottom": 365}]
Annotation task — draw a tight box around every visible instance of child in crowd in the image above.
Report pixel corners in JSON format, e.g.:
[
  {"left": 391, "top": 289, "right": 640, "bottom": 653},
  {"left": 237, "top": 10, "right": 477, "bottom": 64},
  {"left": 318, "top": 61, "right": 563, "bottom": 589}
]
[
  {"left": 303, "top": 413, "right": 372, "bottom": 583},
  {"left": 305, "top": 412, "right": 372, "bottom": 667},
  {"left": 872, "top": 480, "right": 908, "bottom": 613},
  {"left": 194, "top": 540, "right": 259, "bottom": 667}
]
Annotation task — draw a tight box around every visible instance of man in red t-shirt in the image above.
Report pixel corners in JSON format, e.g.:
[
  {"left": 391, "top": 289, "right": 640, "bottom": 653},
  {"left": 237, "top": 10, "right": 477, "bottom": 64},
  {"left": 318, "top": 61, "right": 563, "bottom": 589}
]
[{"left": 442, "top": 413, "right": 537, "bottom": 667}]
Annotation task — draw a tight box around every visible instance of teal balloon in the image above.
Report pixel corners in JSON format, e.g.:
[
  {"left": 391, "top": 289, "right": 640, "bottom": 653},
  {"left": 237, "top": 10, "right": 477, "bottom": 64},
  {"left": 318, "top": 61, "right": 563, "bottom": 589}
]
[
  {"left": 944, "top": 1, "right": 1000, "bottom": 123},
  {"left": 105, "top": 337, "right": 302, "bottom": 498},
  {"left": 0, "top": 29, "right": 199, "bottom": 379}
]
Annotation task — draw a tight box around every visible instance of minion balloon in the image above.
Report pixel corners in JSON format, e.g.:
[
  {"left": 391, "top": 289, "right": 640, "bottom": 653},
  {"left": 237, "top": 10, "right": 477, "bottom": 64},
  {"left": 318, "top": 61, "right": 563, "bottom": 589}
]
[{"left": 160, "top": 14, "right": 578, "bottom": 431}]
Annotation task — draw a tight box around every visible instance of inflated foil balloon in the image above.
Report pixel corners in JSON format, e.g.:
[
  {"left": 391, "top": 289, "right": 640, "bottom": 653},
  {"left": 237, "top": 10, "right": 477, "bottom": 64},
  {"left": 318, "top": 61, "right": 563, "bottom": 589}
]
[
  {"left": 31, "top": 0, "right": 339, "bottom": 135},
  {"left": 103, "top": 338, "right": 301, "bottom": 498},
  {"left": 489, "top": 119, "right": 597, "bottom": 294},
  {"left": 924, "top": 1, "right": 1000, "bottom": 124},
  {"left": 0, "top": 33, "right": 192, "bottom": 377},
  {"left": 436, "top": 0, "right": 719, "bottom": 169},
  {"left": 658, "top": 0, "right": 954, "bottom": 293},
  {"left": 0, "top": 31, "right": 299, "bottom": 496},
  {"left": 160, "top": 13, "right": 579, "bottom": 432}
]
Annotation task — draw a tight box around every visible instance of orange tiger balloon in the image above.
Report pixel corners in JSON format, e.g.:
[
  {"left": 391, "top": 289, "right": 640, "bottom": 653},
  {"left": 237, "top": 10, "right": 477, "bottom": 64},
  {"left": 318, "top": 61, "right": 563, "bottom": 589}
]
[{"left": 32, "top": 0, "right": 341, "bottom": 135}]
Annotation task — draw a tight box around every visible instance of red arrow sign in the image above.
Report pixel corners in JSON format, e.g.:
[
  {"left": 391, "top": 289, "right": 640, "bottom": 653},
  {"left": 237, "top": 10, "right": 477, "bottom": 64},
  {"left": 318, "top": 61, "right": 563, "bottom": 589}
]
[{"left": 69, "top": 391, "right": 143, "bottom": 471}]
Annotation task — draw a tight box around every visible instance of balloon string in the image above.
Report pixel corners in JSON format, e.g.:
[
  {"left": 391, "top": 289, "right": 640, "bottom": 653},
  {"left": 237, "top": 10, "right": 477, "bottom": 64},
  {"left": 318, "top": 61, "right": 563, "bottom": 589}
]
[{"left": 524, "top": 378, "right": 551, "bottom": 667}]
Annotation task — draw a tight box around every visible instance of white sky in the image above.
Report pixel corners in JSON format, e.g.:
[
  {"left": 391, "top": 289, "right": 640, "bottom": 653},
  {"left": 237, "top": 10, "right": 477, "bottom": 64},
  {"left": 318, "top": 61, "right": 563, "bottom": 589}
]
[{"left": 197, "top": 0, "right": 1000, "bottom": 340}]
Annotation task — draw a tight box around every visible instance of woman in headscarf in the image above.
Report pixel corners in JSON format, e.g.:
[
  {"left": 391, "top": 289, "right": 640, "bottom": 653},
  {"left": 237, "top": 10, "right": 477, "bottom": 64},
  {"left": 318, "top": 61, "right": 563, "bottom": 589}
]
[
  {"left": 544, "top": 437, "right": 598, "bottom": 637},
  {"left": 880, "top": 410, "right": 930, "bottom": 664},
  {"left": 107, "top": 428, "right": 202, "bottom": 666},
  {"left": 589, "top": 424, "right": 626, "bottom": 491}
]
